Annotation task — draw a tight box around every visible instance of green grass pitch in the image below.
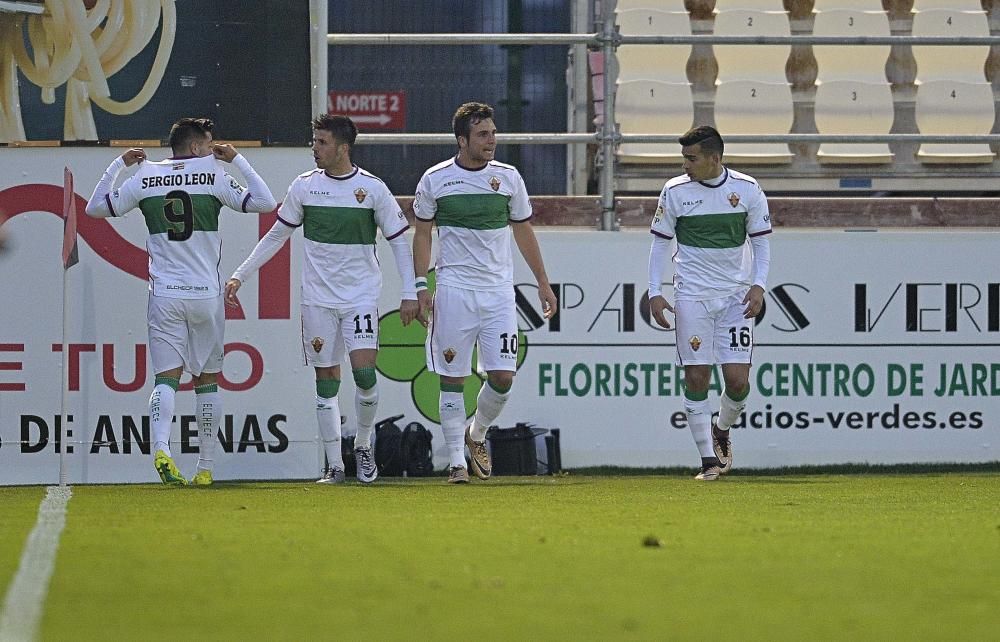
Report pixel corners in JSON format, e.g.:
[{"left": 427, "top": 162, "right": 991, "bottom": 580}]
[{"left": 2, "top": 474, "right": 997, "bottom": 640}]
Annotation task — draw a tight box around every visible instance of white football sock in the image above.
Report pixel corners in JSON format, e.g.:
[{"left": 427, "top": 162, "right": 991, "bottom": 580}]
[
  {"left": 717, "top": 389, "right": 747, "bottom": 432},
  {"left": 149, "top": 383, "right": 176, "bottom": 457},
  {"left": 685, "top": 395, "right": 715, "bottom": 459},
  {"left": 440, "top": 391, "right": 467, "bottom": 468},
  {"left": 470, "top": 381, "right": 511, "bottom": 441},
  {"left": 354, "top": 384, "right": 379, "bottom": 449},
  {"left": 316, "top": 395, "right": 344, "bottom": 469},
  {"left": 195, "top": 389, "right": 220, "bottom": 473}
]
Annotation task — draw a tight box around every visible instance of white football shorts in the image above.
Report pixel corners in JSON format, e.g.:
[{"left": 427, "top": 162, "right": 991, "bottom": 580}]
[
  {"left": 301, "top": 302, "right": 379, "bottom": 367},
  {"left": 426, "top": 284, "right": 518, "bottom": 377},
  {"left": 674, "top": 292, "right": 754, "bottom": 366},
  {"left": 147, "top": 294, "right": 225, "bottom": 376}
]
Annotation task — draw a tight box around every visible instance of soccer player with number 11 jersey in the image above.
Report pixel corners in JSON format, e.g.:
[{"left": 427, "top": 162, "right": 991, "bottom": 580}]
[{"left": 226, "top": 115, "right": 418, "bottom": 485}]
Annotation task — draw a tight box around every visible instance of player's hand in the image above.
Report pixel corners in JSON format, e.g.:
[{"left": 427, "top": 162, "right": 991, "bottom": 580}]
[
  {"left": 743, "top": 285, "right": 764, "bottom": 319},
  {"left": 415, "top": 290, "right": 432, "bottom": 328},
  {"left": 121, "top": 148, "right": 146, "bottom": 166},
  {"left": 212, "top": 143, "right": 238, "bottom": 162},
  {"left": 538, "top": 282, "right": 557, "bottom": 320},
  {"left": 399, "top": 298, "right": 419, "bottom": 327},
  {"left": 224, "top": 278, "right": 242, "bottom": 308},
  {"left": 649, "top": 295, "right": 674, "bottom": 329}
]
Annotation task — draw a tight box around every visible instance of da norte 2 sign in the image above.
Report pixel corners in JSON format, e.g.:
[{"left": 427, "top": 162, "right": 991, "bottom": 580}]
[{"left": 327, "top": 91, "right": 406, "bottom": 129}]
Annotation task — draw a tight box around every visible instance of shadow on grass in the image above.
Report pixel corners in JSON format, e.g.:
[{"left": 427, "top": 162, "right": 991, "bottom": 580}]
[{"left": 568, "top": 462, "right": 1000, "bottom": 477}]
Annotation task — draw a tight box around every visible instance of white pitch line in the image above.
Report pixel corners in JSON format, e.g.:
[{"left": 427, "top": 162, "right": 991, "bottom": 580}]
[{"left": 0, "top": 486, "right": 73, "bottom": 642}]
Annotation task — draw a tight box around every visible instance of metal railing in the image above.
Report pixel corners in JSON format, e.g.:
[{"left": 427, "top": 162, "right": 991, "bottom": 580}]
[{"left": 312, "top": 1, "right": 1000, "bottom": 230}]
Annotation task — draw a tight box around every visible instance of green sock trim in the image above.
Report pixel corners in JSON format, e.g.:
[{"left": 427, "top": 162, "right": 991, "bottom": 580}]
[
  {"left": 154, "top": 376, "right": 180, "bottom": 391},
  {"left": 725, "top": 387, "right": 750, "bottom": 402},
  {"left": 488, "top": 380, "right": 512, "bottom": 394},
  {"left": 684, "top": 388, "right": 709, "bottom": 402},
  {"left": 316, "top": 378, "right": 341, "bottom": 398},
  {"left": 352, "top": 367, "right": 377, "bottom": 390},
  {"left": 194, "top": 383, "right": 218, "bottom": 394},
  {"left": 440, "top": 382, "right": 465, "bottom": 393}
]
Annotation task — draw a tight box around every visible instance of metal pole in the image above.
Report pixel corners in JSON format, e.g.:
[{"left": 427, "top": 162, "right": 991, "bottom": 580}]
[
  {"left": 59, "top": 269, "right": 69, "bottom": 487},
  {"left": 598, "top": 9, "right": 617, "bottom": 231},
  {"left": 502, "top": 0, "right": 525, "bottom": 170},
  {"left": 328, "top": 33, "right": 598, "bottom": 46},
  {"left": 309, "top": 0, "right": 328, "bottom": 119},
  {"left": 567, "top": 0, "right": 591, "bottom": 195},
  {"left": 326, "top": 33, "right": 1000, "bottom": 46}
]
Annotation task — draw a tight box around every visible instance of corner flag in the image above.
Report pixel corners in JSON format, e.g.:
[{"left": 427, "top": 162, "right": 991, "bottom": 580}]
[{"left": 62, "top": 167, "right": 79, "bottom": 270}]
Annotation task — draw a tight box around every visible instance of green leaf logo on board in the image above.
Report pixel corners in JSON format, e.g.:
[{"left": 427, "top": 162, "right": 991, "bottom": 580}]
[{"left": 375, "top": 269, "right": 527, "bottom": 423}]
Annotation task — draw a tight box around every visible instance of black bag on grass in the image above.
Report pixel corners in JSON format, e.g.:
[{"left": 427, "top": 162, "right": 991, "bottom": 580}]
[
  {"left": 400, "top": 421, "right": 434, "bottom": 477},
  {"left": 374, "top": 414, "right": 405, "bottom": 476}
]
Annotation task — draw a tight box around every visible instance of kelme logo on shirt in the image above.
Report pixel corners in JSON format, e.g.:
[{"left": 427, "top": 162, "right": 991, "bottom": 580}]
[
  {"left": 354, "top": 187, "right": 367, "bottom": 204},
  {"left": 728, "top": 192, "right": 740, "bottom": 208},
  {"left": 489, "top": 176, "right": 501, "bottom": 192}
]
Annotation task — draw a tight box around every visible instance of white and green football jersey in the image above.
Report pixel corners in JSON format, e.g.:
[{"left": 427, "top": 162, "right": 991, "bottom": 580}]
[
  {"left": 278, "top": 166, "right": 409, "bottom": 308},
  {"left": 106, "top": 155, "right": 255, "bottom": 298},
  {"left": 413, "top": 157, "right": 531, "bottom": 290},
  {"left": 651, "top": 167, "right": 772, "bottom": 301}
]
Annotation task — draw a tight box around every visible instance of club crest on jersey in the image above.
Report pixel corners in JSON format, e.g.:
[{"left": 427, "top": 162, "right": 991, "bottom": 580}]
[
  {"left": 489, "top": 176, "right": 501, "bottom": 192},
  {"left": 689, "top": 335, "right": 702, "bottom": 352},
  {"left": 443, "top": 348, "right": 457, "bottom": 364},
  {"left": 311, "top": 337, "right": 324, "bottom": 353},
  {"left": 354, "top": 188, "right": 368, "bottom": 204},
  {"left": 172, "top": 162, "right": 185, "bottom": 171},
  {"left": 728, "top": 192, "right": 740, "bottom": 208}
]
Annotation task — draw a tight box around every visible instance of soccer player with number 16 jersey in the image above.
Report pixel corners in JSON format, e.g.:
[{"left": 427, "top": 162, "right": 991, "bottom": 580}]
[{"left": 647, "top": 126, "right": 772, "bottom": 481}]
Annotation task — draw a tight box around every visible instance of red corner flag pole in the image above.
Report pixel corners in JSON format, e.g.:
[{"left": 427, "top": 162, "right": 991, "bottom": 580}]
[{"left": 60, "top": 168, "right": 79, "bottom": 486}]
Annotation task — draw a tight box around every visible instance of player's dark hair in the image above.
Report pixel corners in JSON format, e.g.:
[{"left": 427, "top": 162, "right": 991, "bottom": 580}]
[
  {"left": 679, "top": 125, "right": 724, "bottom": 157},
  {"left": 453, "top": 102, "right": 494, "bottom": 142},
  {"left": 312, "top": 114, "right": 358, "bottom": 149},
  {"left": 168, "top": 117, "right": 214, "bottom": 155}
]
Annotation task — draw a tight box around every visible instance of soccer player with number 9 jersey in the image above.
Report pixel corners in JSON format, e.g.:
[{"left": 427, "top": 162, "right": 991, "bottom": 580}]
[{"left": 86, "top": 118, "right": 277, "bottom": 486}]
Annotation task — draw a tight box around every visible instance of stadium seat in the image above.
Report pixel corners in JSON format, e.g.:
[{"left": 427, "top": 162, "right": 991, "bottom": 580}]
[
  {"left": 814, "top": 80, "right": 895, "bottom": 163},
  {"left": 911, "top": 0, "right": 986, "bottom": 11},
  {"left": 713, "top": 9, "right": 791, "bottom": 83},
  {"left": 915, "top": 80, "right": 996, "bottom": 164},
  {"left": 615, "top": 8, "right": 692, "bottom": 83},
  {"left": 812, "top": 0, "right": 886, "bottom": 11},
  {"left": 911, "top": 9, "right": 990, "bottom": 83},
  {"left": 714, "top": 80, "right": 795, "bottom": 164},
  {"left": 616, "top": 79, "right": 694, "bottom": 163},
  {"left": 812, "top": 9, "right": 891, "bottom": 83},
  {"left": 714, "top": 0, "right": 787, "bottom": 10},
  {"left": 615, "top": 0, "right": 688, "bottom": 11}
]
